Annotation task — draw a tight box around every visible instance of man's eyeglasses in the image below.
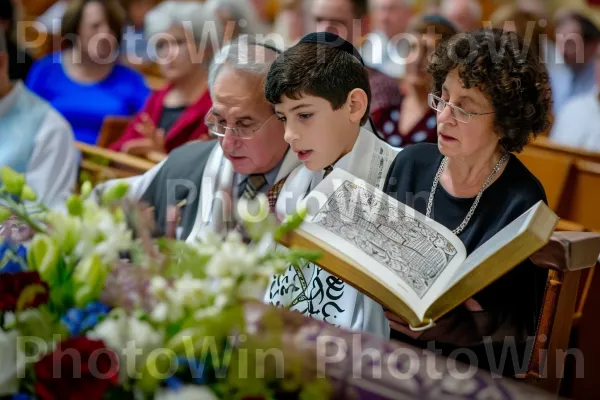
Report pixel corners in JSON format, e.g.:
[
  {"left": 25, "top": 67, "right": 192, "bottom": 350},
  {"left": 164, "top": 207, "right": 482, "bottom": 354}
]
[
  {"left": 205, "top": 111, "right": 277, "bottom": 140},
  {"left": 428, "top": 93, "right": 495, "bottom": 124}
]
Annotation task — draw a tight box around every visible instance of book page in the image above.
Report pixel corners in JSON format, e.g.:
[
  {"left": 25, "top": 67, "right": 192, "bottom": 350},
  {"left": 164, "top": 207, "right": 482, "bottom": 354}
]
[
  {"left": 446, "top": 203, "right": 539, "bottom": 289},
  {"left": 299, "top": 169, "right": 467, "bottom": 319}
]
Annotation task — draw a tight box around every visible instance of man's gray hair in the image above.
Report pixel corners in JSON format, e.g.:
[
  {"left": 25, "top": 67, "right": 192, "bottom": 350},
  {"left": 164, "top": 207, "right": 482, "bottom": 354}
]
[
  {"left": 144, "top": 1, "right": 223, "bottom": 45},
  {"left": 207, "top": 35, "right": 281, "bottom": 94}
]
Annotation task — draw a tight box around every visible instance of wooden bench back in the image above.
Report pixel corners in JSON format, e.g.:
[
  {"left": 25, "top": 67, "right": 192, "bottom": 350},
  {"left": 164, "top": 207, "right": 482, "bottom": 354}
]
[
  {"left": 517, "top": 147, "right": 574, "bottom": 212},
  {"left": 529, "top": 136, "right": 600, "bottom": 164},
  {"left": 558, "top": 161, "right": 600, "bottom": 233},
  {"left": 76, "top": 142, "right": 155, "bottom": 187},
  {"left": 97, "top": 116, "right": 132, "bottom": 148}
]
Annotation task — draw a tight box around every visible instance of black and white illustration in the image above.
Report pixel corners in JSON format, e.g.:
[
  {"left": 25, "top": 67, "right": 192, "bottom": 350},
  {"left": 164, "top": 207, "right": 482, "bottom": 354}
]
[{"left": 311, "top": 180, "right": 458, "bottom": 298}]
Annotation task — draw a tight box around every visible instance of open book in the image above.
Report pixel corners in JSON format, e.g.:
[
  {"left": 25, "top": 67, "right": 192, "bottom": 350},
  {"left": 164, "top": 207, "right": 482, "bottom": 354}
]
[{"left": 278, "top": 169, "right": 559, "bottom": 329}]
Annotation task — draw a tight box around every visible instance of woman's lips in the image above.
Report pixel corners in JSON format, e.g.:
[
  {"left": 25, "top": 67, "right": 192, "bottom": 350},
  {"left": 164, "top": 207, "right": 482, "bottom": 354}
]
[{"left": 439, "top": 132, "right": 457, "bottom": 142}]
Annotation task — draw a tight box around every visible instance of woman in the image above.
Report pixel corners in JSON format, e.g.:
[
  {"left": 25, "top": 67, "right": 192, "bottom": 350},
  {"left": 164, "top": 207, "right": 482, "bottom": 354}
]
[
  {"left": 26, "top": 0, "right": 150, "bottom": 145},
  {"left": 374, "top": 15, "right": 457, "bottom": 147},
  {"left": 384, "top": 29, "right": 553, "bottom": 376},
  {"left": 110, "top": 1, "right": 219, "bottom": 157}
]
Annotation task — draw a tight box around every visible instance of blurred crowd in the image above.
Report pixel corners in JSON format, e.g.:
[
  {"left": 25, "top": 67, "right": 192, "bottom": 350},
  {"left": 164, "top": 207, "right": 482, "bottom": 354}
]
[{"left": 2, "top": 0, "right": 600, "bottom": 202}]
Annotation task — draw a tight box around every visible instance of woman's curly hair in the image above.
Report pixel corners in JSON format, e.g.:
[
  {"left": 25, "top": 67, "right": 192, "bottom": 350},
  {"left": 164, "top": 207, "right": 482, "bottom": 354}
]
[{"left": 428, "top": 28, "right": 553, "bottom": 153}]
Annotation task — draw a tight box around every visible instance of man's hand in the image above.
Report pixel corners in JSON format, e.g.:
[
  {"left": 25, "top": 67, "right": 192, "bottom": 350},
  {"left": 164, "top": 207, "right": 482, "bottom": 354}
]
[{"left": 386, "top": 298, "right": 483, "bottom": 339}]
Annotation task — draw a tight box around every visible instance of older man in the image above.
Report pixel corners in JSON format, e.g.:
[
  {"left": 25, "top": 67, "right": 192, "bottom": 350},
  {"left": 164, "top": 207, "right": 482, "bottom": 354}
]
[{"left": 98, "top": 37, "right": 300, "bottom": 241}]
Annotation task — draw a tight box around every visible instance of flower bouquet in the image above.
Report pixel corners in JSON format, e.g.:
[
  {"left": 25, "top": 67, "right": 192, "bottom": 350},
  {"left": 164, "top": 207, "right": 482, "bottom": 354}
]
[{"left": 0, "top": 166, "right": 330, "bottom": 400}]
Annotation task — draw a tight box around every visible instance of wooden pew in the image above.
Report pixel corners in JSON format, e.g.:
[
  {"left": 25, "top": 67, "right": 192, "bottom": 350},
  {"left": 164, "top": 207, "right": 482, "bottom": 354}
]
[
  {"left": 557, "top": 160, "right": 600, "bottom": 233},
  {"left": 76, "top": 142, "right": 156, "bottom": 186},
  {"left": 529, "top": 136, "right": 600, "bottom": 164},
  {"left": 517, "top": 147, "right": 574, "bottom": 212},
  {"left": 97, "top": 116, "right": 132, "bottom": 148}
]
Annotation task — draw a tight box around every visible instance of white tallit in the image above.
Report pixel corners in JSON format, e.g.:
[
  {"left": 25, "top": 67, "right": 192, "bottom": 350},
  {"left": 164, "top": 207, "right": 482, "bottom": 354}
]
[
  {"left": 265, "top": 127, "right": 401, "bottom": 338},
  {"left": 186, "top": 145, "right": 301, "bottom": 243}
]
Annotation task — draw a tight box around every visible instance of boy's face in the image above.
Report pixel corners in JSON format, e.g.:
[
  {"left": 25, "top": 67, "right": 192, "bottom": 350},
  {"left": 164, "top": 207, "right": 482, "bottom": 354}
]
[{"left": 275, "top": 94, "right": 358, "bottom": 171}]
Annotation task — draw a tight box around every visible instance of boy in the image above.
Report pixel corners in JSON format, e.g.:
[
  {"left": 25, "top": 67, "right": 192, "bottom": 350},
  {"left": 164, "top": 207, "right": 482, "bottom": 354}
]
[{"left": 263, "top": 32, "right": 400, "bottom": 337}]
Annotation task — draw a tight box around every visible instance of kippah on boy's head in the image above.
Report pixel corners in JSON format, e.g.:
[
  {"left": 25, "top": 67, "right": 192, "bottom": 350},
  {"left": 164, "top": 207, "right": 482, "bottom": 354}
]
[{"left": 264, "top": 32, "right": 371, "bottom": 171}]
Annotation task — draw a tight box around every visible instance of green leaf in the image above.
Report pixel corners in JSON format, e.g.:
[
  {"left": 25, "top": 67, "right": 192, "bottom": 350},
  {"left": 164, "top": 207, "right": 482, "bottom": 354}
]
[
  {"left": 0, "top": 206, "right": 10, "bottom": 223},
  {"left": 73, "top": 254, "right": 107, "bottom": 307},
  {"left": 80, "top": 181, "right": 93, "bottom": 199},
  {"left": 274, "top": 208, "right": 307, "bottom": 241},
  {"left": 66, "top": 195, "right": 84, "bottom": 216},
  {"left": 101, "top": 182, "right": 130, "bottom": 206},
  {"left": 16, "top": 284, "right": 49, "bottom": 312},
  {"left": 0, "top": 166, "right": 25, "bottom": 196},
  {"left": 27, "top": 234, "right": 60, "bottom": 285},
  {"left": 20, "top": 185, "right": 37, "bottom": 202}
]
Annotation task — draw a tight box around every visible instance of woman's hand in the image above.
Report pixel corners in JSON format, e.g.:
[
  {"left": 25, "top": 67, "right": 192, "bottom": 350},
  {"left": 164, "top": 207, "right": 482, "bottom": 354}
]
[
  {"left": 386, "top": 298, "right": 483, "bottom": 339},
  {"left": 123, "top": 113, "right": 166, "bottom": 156}
]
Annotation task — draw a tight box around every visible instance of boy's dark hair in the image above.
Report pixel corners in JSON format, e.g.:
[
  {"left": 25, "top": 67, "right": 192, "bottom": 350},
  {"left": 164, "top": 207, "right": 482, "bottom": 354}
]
[
  {"left": 265, "top": 43, "right": 371, "bottom": 126},
  {"left": 429, "top": 28, "right": 552, "bottom": 153}
]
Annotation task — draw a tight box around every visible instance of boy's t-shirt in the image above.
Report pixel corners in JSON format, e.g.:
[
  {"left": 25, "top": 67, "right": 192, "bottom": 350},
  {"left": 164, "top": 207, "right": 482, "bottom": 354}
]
[{"left": 265, "top": 127, "right": 400, "bottom": 338}]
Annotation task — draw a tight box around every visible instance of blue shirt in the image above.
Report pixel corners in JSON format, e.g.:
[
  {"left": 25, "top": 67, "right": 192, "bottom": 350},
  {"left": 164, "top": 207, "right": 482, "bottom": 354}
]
[{"left": 25, "top": 52, "right": 150, "bottom": 144}]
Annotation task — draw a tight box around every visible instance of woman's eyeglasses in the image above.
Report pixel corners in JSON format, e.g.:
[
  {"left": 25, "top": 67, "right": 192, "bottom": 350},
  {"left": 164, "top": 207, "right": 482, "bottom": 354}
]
[
  {"left": 204, "top": 112, "right": 277, "bottom": 140},
  {"left": 428, "top": 93, "right": 495, "bottom": 124}
]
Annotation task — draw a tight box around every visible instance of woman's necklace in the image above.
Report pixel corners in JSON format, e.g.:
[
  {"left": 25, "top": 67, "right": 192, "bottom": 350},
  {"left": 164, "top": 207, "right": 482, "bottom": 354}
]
[{"left": 426, "top": 152, "right": 510, "bottom": 235}]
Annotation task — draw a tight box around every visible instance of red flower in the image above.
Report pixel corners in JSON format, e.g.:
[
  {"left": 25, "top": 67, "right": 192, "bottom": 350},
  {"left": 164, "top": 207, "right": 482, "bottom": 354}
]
[
  {"left": 0, "top": 271, "right": 49, "bottom": 311},
  {"left": 34, "top": 338, "right": 119, "bottom": 400}
]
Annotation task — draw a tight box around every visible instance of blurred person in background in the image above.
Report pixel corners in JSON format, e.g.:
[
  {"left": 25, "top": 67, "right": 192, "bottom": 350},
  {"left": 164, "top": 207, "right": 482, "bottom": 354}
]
[
  {"left": 491, "top": 5, "right": 568, "bottom": 118},
  {"left": 374, "top": 14, "right": 457, "bottom": 146},
  {"left": 552, "top": 8, "right": 600, "bottom": 114},
  {"left": 0, "top": 28, "right": 78, "bottom": 209},
  {"left": 0, "top": 0, "right": 33, "bottom": 81},
  {"left": 37, "top": 0, "right": 68, "bottom": 34},
  {"left": 440, "top": 0, "right": 481, "bottom": 32},
  {"left": 205, "top": 0, "right": 267, "bottom": 43},
  {"left": 361, "top": 0, "right": 413, "bottom": 79},
  {"left": 272, "top": 0, "right": 305, "bottom": 48},
  {"left": 119, "top": 0, "right": 155, "bottom": 63},
  {"left": 110, "top": 1, "right": 220, "bottom": 158},
  {"left": 311, "top": 0, "right": 403, "bottom": 135},
  {"left": 550, "top": 45, "right": 600, "bottom": 152},
  {"left": 25, "top": 0, "right": 150, "bottom": 145}
]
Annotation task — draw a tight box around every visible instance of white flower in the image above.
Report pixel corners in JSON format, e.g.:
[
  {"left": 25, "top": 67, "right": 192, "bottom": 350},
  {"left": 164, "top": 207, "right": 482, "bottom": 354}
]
[
  {"left": 149, "top": 276, "right": 169, "bottom": 299},
  {"left": 73, "top": 205, "right": 133, "bottom": 265},
  {"left": 0, "top": 330, "right": 24, "bottom": 396},
  {"left": 150, "top": 302, "right": 170, "bottom": 323},
  {"left": 237, "top": 279, "right": 268, "bottom": 301},
  {"left": 155, "top": 385, "right": 218, "bottom": 400},
  {"left": 87, "top": 310, "right": 163, "bottom": 383}
]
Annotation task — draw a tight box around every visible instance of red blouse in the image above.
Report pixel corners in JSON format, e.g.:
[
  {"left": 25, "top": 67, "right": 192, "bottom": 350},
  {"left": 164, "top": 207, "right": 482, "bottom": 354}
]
[
  {"left": 110, "top": 85, "right": 213, "bottom": 153},
  {"left": 373, "top": 97, "right": 438, "bottom": 147}
]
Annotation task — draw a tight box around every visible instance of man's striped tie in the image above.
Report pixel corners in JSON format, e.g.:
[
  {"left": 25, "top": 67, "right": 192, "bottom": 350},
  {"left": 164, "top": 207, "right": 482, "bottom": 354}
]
[
  {"left": 323, "top": 165, "right": 334, "bottom": 178},
  {"left": 242, "top": 174, "right": 267, "bottom": 199}
]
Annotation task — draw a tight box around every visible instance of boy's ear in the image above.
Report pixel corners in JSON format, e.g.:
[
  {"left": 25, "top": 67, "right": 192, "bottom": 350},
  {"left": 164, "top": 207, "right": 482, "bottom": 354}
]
[{"left": 347, "top": 89, "right": 369, "bottom": 124}]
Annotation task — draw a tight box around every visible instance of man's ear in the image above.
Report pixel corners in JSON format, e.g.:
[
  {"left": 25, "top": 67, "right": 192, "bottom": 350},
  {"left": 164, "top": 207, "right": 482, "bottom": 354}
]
[{"left": 347, "top": 88, "right": 369, "bottom": 124}]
